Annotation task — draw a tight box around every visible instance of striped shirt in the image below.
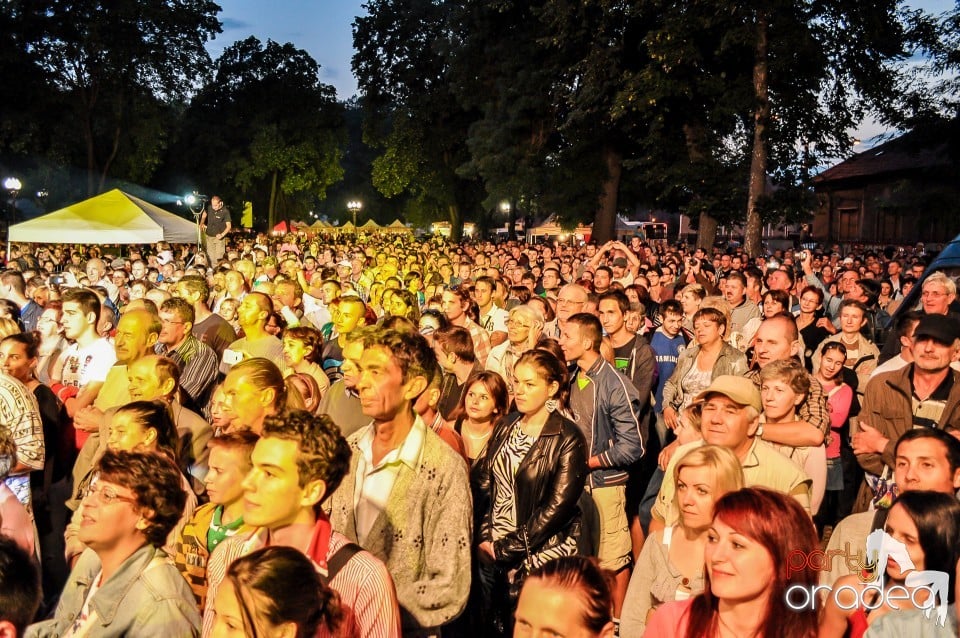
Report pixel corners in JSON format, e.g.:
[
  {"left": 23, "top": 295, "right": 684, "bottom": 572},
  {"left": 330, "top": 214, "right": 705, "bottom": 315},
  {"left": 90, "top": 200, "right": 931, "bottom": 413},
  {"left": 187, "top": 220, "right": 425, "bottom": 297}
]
[
  {"left": 202, "top": 523, "right": 402, "bottom": 638},
  {"left": 157, "top": 334, "right": 219, "bottom": 408}
]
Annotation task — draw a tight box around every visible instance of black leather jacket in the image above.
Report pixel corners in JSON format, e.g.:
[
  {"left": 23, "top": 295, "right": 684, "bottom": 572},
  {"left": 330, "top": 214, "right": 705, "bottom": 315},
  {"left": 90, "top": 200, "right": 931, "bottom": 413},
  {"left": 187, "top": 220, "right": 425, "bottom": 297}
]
[{"left": 475, "top": 410, "right": 588, "bottom": 567}]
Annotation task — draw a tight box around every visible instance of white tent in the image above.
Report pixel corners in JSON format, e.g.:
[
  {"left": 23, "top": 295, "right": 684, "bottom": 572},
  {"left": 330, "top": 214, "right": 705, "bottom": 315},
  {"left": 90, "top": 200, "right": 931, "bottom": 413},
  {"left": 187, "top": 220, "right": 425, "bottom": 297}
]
[{"left": 8, "top": 189, "right": 199, "bottom": 244}]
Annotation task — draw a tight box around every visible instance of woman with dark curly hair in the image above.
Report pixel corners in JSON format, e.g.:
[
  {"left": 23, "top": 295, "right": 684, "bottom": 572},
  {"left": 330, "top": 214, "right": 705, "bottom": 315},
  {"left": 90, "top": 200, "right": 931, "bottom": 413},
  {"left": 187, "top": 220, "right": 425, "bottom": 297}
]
[
  {"left": 65, "top": 401, "right": 197, "bottom": 564},
  {"left": 29, "top": 449, "right": 198, "bottom": 636}
]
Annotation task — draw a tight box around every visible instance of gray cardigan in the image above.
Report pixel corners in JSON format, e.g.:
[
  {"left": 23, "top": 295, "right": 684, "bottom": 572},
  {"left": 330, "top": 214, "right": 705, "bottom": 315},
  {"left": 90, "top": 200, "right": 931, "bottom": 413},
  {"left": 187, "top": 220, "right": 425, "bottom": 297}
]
[{"left": 327, "top": 420, "right": 473, "bottom": 633}]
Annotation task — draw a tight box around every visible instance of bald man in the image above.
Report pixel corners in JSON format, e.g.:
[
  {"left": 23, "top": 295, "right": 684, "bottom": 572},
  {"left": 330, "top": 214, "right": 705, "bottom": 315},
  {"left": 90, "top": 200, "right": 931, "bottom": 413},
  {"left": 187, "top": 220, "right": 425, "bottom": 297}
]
[{"left": 220, "top": 292, "right": 285, "bottom": 375}]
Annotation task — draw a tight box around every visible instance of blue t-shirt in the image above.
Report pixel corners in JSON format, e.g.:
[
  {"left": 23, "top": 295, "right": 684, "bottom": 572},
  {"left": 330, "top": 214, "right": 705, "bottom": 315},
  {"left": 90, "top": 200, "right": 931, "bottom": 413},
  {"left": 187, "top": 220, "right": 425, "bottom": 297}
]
[{"left": 649, "top": 328, "right": 686, "bottom": 412}]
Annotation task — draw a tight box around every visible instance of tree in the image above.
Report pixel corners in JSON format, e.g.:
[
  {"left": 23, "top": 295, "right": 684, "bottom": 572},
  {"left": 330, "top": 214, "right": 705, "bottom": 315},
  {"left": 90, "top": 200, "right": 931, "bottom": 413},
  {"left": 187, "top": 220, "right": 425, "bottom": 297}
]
[
  {"left": 353, "top": 0, "right": 483, "bottom": 240},
  {"left": 171, "top": 37, "right": 345, "bottom": 229},
  {"left": 737, "top": 0, "right": 932, "bottom": 256},
  {"left": 26, "top": 0, "right": 222, "bottom": 195}
]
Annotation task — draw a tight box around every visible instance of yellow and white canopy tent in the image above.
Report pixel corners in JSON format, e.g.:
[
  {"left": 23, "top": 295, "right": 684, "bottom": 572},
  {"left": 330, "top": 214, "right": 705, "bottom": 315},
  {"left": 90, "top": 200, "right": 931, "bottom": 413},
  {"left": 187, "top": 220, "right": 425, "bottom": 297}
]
[
  {"left": 359, "top": 219, "right": 381, "bottom": 231},
  {"left": 385, "top": 219, "right": 412, "bottom": 234},
  {"left": 8, "top": 189, "right": 198, "bottom": 246}
]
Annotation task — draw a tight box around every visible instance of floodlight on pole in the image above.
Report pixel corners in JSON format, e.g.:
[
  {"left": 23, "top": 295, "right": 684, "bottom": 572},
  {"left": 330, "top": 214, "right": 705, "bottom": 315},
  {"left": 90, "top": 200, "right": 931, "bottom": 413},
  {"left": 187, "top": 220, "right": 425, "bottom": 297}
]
[{"left": 4, "top": 177, "right": 22, "bottom": 225}]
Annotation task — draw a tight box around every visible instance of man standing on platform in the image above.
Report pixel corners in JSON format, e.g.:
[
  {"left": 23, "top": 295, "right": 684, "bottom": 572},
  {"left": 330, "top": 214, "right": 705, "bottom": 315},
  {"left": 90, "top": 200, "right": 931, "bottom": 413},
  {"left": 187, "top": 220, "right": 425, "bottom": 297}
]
[{"left": 200, "top": 195, "right": 231, "bottom": 265}]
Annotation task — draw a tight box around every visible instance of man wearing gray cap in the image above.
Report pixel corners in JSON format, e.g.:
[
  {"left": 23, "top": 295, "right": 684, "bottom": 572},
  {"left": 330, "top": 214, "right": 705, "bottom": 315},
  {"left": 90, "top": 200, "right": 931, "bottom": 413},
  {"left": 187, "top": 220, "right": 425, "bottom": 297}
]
[
  {"left": 852, "top": 312, "right": 960, "bottom": 511},
  {"left": 650, "top": 375, "right": 812, "bottom": 531}
]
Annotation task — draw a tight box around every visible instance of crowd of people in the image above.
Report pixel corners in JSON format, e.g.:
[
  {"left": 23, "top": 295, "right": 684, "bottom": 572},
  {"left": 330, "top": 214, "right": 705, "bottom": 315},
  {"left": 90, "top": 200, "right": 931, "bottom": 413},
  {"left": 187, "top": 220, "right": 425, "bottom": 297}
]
[{"left": 0, "top": 210, "right": 958, "bottom": 638}]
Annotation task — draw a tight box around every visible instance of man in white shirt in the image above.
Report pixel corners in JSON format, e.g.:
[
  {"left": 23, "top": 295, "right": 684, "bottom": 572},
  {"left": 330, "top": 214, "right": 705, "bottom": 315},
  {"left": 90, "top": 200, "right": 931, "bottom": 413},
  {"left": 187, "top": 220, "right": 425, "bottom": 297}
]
[{"left": 476, "top": 276, "right": 508, "bottom": 347}]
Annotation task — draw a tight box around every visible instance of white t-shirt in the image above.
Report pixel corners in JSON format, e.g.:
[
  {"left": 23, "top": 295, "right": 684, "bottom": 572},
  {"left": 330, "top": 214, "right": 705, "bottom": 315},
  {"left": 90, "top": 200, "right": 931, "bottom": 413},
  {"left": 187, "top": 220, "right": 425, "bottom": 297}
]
[
  {"left": 58, "top": 338, "right": 117, "bottom": 390},
  {"left": 479, "top": 306, "right": 509, "bottom": 335}
]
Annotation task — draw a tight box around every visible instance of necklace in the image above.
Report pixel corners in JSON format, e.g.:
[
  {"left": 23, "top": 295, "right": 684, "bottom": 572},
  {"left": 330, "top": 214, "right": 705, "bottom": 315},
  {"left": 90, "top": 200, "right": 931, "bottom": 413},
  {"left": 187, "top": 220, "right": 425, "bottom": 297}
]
[
  {"left": 464, "top": 429, "right": 491, "bottom": 440},
  {"left": 717, "top": 614, "right": 760, "bottom": 638}
]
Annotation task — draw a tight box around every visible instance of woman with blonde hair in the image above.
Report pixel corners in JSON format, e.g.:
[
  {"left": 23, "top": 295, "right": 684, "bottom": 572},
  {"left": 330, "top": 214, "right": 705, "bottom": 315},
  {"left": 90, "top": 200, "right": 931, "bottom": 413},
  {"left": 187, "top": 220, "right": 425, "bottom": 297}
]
[
  {"left": 485, "top": 304, "right": 544, "bottom": 396},
  {"left": 678, "top": 284, "right": 706, "bottom": 340},
  {"left": 622, "top": 445, "right": 744, "bottom": 635}
]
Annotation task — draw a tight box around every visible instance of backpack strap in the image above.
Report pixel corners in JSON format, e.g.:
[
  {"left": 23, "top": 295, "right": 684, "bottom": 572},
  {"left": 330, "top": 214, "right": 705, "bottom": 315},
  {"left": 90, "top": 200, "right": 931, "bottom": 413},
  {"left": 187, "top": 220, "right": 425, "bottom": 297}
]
[
  {"left": 852, "top": 354, "right": 876, "bottom": 372},
  {"left": 319, "top": 542, "right": 363, "bottom": 586}
]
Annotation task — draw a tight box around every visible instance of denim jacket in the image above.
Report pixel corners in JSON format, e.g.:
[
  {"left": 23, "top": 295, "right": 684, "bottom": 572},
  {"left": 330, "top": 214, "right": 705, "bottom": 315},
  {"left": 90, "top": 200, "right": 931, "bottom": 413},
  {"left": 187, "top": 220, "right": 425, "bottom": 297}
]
[{"left": 27, "top": 545, "right": 200, "bottom": 638}]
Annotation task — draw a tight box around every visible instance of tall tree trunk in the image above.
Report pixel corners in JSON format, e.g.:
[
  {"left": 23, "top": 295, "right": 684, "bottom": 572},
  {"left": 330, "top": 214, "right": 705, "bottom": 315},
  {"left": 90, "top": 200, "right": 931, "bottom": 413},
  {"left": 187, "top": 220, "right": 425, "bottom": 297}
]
[
  {"left": 83, "top": 113, "right": 97, "bottom": 197},
  {"left": 594, "top": 146, "right": 622, "bottom": 244},
  {"left": 268, "top": 170, "right": 279, "bottom": 230},
  {"left": 98, "top": 120, "right": 123, "bottom": 194},
  {"left": 507, "top": 200, "right": 517, "bottom": 241},
  {"left": 448, "top": 204, "right": 462, "bottom": 241},
  {"left": 683, "top": 123, "right": 717, "bottom": 250},
  {"left": 745, "top": 10, "right": 770, "bottom": 258},
  {"left": 697, "top": 212, "right": 718, "bottom": 251}
]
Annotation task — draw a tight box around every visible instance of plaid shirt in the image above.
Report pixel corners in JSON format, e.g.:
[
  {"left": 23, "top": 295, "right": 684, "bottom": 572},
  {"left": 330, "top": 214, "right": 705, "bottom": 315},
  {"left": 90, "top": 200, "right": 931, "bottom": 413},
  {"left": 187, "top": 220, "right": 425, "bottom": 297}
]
[{"left": 463, "top": 317, "right": 491, "bottom": 367}]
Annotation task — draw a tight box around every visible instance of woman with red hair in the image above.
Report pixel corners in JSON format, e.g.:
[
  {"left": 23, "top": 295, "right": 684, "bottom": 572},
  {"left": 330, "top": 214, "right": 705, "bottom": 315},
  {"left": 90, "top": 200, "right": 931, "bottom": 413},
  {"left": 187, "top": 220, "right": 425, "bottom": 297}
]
[{"left": 644, "top": 487, "right": 819, "bottom": 638}]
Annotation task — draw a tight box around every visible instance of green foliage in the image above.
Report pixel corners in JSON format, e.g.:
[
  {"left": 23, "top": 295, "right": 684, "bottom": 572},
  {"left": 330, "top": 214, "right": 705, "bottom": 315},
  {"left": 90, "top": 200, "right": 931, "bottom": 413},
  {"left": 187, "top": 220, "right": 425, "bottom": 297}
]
[
  {"left": 353, "top": 0, "right": 484, "bottom": 238},
  {"left": 22, "top": 0, "right": 222, "bottom": 194},
  {"left": 172, "top": 37, "right": 345, "bottom": 228}
]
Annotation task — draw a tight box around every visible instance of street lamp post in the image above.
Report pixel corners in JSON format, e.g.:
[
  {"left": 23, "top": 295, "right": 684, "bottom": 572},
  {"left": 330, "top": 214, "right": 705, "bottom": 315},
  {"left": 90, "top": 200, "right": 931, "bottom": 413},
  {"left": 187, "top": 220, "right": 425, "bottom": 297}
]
[
  {"left": 4, "top": 177, "right": 22, "bottom": 225},
  {"left": 500, "top": 199, "right": 514, "bottom": 241},
  {"left": 347, "top": 200, "right": 362, "bottom": 228}
]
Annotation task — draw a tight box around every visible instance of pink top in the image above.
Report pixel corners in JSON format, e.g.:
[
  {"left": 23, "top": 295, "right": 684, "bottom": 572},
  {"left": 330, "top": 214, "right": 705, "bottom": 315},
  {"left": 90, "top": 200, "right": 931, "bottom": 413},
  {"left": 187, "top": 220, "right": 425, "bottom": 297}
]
[
  {"left": 644, "top": 598, "right": 693, "bottom": 637},
  {"left": 821, "top": 381, "right": 852, "bottom": 458}
]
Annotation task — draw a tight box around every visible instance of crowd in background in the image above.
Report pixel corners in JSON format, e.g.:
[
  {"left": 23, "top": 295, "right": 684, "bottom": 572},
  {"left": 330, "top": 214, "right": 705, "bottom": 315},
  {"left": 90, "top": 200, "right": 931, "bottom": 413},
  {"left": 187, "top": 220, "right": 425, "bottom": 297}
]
[{"left": 0, "top": 216, "right": 958, "bottom": 638}]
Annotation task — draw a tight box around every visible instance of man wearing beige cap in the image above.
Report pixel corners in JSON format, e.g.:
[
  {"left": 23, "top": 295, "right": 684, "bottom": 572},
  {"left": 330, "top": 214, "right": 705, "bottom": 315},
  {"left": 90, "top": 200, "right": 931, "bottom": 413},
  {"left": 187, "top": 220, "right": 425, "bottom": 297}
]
[{"left": 649, "top": 375, "right": 812, "bottom": 531}]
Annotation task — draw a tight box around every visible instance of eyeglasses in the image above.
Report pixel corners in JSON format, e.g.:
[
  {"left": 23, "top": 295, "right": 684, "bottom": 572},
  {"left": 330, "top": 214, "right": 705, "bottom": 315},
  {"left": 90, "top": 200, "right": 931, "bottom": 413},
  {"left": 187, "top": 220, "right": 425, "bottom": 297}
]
[
  {"left": 557, "top": 298, "right": 584, "bottom": 306},
  {"left": 506, "top": 319, "right": 531, "bottom": 329},
  {"left": 85, "top": 481, "right": 137, "bottom": 506}
]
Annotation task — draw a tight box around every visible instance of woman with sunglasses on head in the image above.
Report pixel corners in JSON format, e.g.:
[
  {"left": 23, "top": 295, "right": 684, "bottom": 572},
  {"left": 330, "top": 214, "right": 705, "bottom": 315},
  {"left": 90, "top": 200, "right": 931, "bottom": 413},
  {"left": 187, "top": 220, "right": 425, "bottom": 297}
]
[
  {"left": 474, "top": 349, "right": 588, "bottom": 636},
  {"left": 486, "top": 305, "right": 544, "bottom": 398}
]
